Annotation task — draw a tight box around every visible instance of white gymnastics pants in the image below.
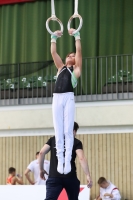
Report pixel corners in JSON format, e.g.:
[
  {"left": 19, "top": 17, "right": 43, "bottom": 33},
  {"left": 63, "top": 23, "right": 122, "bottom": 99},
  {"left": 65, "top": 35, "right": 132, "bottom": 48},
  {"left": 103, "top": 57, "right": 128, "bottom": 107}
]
[{"left": 52, "top": 92, "right": 75, "bottom": 162}]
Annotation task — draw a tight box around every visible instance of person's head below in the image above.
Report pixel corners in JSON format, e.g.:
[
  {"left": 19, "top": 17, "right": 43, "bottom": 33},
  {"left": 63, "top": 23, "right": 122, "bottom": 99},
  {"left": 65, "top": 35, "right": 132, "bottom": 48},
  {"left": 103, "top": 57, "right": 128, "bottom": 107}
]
[
  {"left": 65, "top": 52, "right": 75, "bottom": 66},
  {"left": 73, "top": 121, "right": 79, "bottom": 136},
  {"left": 8, "top": 167, "right": 16, "bottom": 176},
  {"left": 98, "top": 177, "right": 109, "bottom": 188},
  {"left": 36, "top": 151, "right": 40, "bottom": 159}
]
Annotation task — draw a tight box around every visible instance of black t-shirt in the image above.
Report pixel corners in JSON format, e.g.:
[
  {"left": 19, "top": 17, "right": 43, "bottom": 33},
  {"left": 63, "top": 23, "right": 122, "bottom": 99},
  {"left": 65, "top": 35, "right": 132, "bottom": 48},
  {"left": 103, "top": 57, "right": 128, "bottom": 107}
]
[
  {"left": 54, "top": 66, "right": 74, "bottom": 93},
  {"left": 46, "top": 136, "right": 83, "bottom": 178}
]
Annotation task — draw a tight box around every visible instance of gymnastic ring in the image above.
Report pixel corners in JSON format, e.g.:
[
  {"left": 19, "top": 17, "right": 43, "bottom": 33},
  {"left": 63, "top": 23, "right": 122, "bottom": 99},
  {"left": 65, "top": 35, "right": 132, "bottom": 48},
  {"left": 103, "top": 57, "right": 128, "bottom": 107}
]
[
  {"left": 46, "top": 16, "right": 64, "bottom": 36},
  {"left": 67, "top": 14, "right": 83, "bottom": 35}
]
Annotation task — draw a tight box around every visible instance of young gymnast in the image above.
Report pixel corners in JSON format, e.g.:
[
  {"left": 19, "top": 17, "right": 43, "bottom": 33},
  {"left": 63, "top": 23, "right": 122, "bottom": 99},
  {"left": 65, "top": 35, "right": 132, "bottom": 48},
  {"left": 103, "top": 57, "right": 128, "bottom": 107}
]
[{"left": 51, "top": 28, "right": 82, "bottom": 174}]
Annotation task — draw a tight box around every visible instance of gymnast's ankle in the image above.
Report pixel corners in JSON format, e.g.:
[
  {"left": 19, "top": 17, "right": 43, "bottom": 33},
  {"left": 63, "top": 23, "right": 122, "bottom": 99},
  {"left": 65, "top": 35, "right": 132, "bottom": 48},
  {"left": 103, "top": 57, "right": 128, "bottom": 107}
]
[
  {"left": 64, "top": 161, "right": 71, "bottom": 174},
  {"left": 57, "top": 161, "right": 64, "bottom": 174}
]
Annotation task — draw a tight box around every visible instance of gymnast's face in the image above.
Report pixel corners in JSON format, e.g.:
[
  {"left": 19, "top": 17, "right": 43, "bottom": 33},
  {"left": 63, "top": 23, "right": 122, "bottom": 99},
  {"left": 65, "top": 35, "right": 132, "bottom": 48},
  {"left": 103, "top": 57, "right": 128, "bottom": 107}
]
[
  {"left": 12, "top": 170, "right": 16, "bottom": 176},
  {"left": 66, "top": 53, "right": 75, "bottom": 66},
  {"left": 99, "top": 181, "right": 109, "bottom": 189}
]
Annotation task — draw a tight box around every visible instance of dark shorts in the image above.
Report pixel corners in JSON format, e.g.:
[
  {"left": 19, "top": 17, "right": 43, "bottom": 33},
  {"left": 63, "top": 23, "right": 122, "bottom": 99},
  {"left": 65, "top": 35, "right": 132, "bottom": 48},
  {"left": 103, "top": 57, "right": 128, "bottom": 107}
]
[{"left": 45, "top": 177, "right": 80, "bottom": 200}]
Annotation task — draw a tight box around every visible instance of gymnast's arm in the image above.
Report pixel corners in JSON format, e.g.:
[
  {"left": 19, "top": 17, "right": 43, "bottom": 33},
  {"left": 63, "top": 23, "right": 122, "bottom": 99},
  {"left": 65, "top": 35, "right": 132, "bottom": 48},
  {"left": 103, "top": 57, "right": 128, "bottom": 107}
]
[
  {"left": 16, "top": 176, "right": 23, "bottom": 185},
  {"left": 11, "top": 176, "right": 23, "bottom": 185},
  {"left": 96, "top": 197, "right": 102, "bottom": 200},
  {"left": 74, "top": 39, "right": 82, "bottom": 78},
  {"left": 39, "top": 144, "right": 50, "bottom": 179},
  {"left": 68, "top": 29, "right": 82, "bottom": 78},
  {"left": 51, "top": 31, "right": 64, "bottom": 70}
]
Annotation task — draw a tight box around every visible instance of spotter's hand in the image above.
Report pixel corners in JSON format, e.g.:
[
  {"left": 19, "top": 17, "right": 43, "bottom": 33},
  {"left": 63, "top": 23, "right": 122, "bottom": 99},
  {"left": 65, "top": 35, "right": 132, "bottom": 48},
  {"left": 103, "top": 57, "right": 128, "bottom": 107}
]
[
  {"left": 87, "top": 175, "right": 93, "bottom": 188},
  {"left": 54, "top": 30, "right": 63, "bottom": 37},
  {"left": 68, "top": 28, "right": 76, "bottom": 35},
  {"left": 40, "top": 169, "right": 49, "bottom": 180}
]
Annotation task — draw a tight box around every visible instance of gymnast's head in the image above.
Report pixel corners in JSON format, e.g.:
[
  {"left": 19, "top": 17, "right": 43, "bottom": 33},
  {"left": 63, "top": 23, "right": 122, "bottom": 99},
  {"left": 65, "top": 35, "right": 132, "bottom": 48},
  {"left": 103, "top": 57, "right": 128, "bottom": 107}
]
[
  {"left": 97, "top": 177, "right": 109, "bottom": 188},
  {"left": 8, "top": 167, "right": 16, "bottom": 176},
  {"left": 65, "top": 52, "right": 76, "bottom": 66}
]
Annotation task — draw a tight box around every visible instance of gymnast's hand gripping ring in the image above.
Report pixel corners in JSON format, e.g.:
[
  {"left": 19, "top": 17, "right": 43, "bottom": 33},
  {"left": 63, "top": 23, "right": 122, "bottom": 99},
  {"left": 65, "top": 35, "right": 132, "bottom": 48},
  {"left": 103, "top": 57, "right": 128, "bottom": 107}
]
[
  {"left": 46, "top": 0, "right": 64, "bottom": 36},
  {"left": 67, "top": 0, "right": 83, "bottom": 35}
]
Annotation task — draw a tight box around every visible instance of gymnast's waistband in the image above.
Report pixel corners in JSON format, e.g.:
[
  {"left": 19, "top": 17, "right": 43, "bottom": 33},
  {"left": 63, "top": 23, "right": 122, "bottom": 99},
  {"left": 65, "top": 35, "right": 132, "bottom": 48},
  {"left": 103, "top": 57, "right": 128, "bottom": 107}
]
[{"left": 53, "top": 92, "right": 74, "bottom": 96}]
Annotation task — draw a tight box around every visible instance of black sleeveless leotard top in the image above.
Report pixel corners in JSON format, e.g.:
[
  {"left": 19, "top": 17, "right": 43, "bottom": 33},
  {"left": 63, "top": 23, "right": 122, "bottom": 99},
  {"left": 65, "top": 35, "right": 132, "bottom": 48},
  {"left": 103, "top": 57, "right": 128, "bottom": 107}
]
[{"left": 54, "top": 66, "right": 74, "bottom": 93}]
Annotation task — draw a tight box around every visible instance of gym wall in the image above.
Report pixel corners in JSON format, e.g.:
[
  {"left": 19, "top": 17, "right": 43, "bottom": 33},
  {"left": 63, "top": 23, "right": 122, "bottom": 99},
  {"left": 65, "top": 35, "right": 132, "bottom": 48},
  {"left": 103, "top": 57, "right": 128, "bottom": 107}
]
[
  {"left": 0, "top": 0, "right": 133, "bottom": 64},
  {"left": 0, "top": 133, "right": 132, "bottom": 200}
]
